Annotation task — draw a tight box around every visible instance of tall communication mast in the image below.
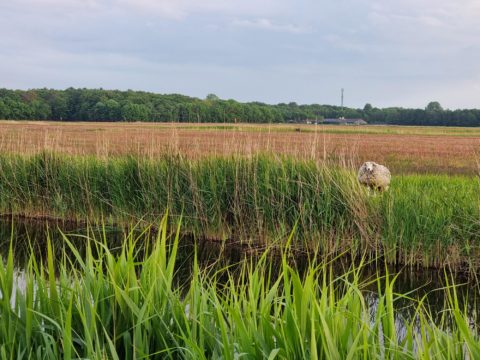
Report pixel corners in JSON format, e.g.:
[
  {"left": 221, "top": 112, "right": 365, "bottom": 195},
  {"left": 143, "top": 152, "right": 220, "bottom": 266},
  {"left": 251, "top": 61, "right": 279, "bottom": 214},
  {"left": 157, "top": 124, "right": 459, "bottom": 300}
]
[{"left": 341, "top": 88, "right": 344, "bottom": 118}]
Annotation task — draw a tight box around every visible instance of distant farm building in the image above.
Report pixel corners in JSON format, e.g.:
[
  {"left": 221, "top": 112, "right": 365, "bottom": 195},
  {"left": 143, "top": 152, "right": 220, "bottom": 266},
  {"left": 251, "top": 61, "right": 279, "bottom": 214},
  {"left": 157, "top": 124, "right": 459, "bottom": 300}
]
[
  {"left": 287, "top": 118, "right": 368, "bottom": 125},
  {"left": 322, "top": 118, "right": 367, "bottom": 125}
]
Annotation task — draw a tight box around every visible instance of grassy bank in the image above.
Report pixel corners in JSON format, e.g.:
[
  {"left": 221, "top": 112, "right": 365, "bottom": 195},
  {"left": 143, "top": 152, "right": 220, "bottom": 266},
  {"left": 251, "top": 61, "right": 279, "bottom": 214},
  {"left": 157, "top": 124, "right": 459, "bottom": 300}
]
[
  {"left": 0, "top": 152, "right": 479, "bottom": 269},
  {"left": 1, "top": 217, "right": 479, "bottom": 358}
]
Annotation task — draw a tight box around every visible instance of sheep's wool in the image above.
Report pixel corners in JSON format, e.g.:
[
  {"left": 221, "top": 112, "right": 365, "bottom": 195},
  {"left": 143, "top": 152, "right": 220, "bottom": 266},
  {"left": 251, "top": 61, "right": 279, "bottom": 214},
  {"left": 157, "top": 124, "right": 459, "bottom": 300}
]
[{"left": 357, "top": 161, "right": 391, "bottom": 191}]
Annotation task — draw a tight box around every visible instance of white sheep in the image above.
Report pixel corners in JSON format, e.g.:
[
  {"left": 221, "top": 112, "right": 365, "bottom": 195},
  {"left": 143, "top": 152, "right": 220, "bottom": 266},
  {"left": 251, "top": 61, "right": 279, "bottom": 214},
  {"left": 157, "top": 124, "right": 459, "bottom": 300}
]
[{"left": 357, "top": 161, "right": 391, "bottom": 191}]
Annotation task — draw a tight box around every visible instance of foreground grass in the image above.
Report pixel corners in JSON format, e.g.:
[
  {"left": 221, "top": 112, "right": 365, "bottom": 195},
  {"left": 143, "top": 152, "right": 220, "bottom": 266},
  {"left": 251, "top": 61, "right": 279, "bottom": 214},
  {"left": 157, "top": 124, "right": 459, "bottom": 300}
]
[
  {"left": 0, "top": 152, "right": 479, "bottom": 269},
  {"left": 1, "top": 216, "right": 479, "bottom": 359}
]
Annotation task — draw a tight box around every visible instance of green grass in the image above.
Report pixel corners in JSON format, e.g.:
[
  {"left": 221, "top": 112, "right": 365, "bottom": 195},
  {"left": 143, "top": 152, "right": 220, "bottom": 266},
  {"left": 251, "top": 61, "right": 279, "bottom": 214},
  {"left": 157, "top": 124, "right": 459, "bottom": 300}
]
[
  {"left": 0, "top": 152, "right": 365, "bottom": 240},
  {"left": 380, "top": 175, "right": 480, "bottom": 267},
  {"left": 175, "top": 123, "right": 480, "bottom": 136},
  {"left": 1, "top": 216, "right": 479, "bottom": 358},
  {"left": 0, "top": 152, "right": 479, "bottom": 269}
]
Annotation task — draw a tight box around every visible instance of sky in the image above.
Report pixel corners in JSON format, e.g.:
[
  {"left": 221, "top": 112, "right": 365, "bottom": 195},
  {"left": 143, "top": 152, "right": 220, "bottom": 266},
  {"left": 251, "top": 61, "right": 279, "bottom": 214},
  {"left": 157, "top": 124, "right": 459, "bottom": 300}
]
[{"left": 1, "top": 0, "right": 479, "bottom": 109}]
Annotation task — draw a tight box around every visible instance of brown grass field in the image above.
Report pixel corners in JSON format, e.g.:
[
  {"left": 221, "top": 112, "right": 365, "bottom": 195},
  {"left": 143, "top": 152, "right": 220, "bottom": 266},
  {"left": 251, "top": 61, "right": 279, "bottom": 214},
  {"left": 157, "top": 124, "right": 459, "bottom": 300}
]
[{"left": 0, "top": 120, "right": 479, "bottom": 175}]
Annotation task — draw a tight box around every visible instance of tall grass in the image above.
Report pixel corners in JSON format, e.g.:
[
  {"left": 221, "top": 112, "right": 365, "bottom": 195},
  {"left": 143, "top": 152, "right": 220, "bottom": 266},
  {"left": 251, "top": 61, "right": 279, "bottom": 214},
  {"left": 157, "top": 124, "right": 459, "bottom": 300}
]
[
  {"left": 0, "top": 152, "right": 367, "bottom": 242},
  {"left": 380, "top": 175, "right": 480, "bottom": 268},
  {"left": 0, "top": 216, "right": 479, "bottom": 358},
  {"left": 0, "top": 152, "right": 479, "bottom": 269}
]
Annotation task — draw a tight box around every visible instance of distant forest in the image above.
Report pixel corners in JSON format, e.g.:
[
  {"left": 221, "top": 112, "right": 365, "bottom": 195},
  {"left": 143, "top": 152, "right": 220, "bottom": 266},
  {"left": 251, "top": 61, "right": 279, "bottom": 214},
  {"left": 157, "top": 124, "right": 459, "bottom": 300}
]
[{"left": 1, "top": 88, "right": 480, "bottom": 126}]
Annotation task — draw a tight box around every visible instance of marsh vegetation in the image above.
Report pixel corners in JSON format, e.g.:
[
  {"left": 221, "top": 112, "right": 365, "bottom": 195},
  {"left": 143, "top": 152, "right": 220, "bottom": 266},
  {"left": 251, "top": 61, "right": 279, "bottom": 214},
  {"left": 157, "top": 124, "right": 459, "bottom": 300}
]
[
  {"left": 0, "top": 152, "right": 478, "bottom": 270},
  {"left": 0, "top": 121, "right": 478, "bottom": 175},
  {"left": 0, "top": 122, "right": 479, "bottom": 358},
  {"left": 1, "top": 216, "right": 480, "bottom": 358}
]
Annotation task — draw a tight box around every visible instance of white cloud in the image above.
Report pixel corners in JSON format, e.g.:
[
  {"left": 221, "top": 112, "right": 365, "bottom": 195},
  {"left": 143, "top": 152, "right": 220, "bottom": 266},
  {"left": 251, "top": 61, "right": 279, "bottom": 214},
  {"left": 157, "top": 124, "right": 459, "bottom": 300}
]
[
  {"left": 117, "top": 0, "right": 290, "bottom": 18},
  {"left": 232, "top": 18, "right": 308, "bottom": 34},
  {"left": 1, "top": 0, "right": 480, "bottom": 108},
  {"left": 8, "top": 0, "right": 290, "bottom": 20},
  {"left": 323, "top": 34, "right": 368, "bottom": 53},
  {"left": 417, "top": 15, "right": 444, "bottom": 27}
]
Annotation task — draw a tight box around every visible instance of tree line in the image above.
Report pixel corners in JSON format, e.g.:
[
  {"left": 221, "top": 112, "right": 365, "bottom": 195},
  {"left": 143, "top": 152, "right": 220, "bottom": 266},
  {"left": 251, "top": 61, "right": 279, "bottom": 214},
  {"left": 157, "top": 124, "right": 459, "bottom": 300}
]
[{"left": 0, "top": 88, "right": 479, "bottom": 126}]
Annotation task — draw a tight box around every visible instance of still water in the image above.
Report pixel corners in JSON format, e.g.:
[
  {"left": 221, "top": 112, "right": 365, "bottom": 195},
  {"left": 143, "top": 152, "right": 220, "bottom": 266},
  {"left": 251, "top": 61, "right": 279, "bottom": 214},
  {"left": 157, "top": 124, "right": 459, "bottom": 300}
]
[{"left": 1, "top": 217, "right": 479, "bottom": 336}]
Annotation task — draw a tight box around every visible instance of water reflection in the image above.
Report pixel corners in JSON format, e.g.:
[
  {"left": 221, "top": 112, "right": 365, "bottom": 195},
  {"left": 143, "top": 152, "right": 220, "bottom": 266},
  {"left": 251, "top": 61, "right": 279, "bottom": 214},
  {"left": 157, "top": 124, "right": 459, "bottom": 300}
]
[{"left": 1, "top": 216, "right": 479, "bottom": 335}]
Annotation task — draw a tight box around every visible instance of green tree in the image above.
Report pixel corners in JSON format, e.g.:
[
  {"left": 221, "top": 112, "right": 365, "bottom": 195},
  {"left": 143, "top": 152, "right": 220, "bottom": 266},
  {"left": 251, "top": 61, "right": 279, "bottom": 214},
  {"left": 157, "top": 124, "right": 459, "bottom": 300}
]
[
  {"left": 122, "top": 103, "right": 150, "bottom": 121},
  {"left": 31, "top": 100, "right": 51, "bottom": 120},
  {"left": 49, "top": 93, "right": 69, "bottom": 120},
  {"left": 363, "top": 103, "right": 373, "bottom": 112},
  {"left": 206, "top": 93, "right": 220, "bottom": 101},
  {"left": 426, "top": 101, "right": 443, "bottom": 112},
  {"left": 0, "top": 100, "right": 8, "bottom": 119},
  {"left": 0, "top": 87, "right": 479, "bottom": 126}
]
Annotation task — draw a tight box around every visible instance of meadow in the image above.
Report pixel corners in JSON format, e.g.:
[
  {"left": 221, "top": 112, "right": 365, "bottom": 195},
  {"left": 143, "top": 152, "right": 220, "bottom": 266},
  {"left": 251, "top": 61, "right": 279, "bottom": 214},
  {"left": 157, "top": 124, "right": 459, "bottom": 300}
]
[
  {"left": 0, "top": 121, "right": 478, "bottom": 174},
  {"left": 1, "top": 121, "right": 480, "bottom": 358}
]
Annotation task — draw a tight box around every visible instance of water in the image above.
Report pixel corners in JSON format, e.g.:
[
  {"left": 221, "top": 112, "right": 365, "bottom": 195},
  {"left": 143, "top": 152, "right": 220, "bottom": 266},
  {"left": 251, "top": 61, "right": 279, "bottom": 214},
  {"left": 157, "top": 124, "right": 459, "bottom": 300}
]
[{"left": 1, "top": 217, "right": 479, "bottom": 336}]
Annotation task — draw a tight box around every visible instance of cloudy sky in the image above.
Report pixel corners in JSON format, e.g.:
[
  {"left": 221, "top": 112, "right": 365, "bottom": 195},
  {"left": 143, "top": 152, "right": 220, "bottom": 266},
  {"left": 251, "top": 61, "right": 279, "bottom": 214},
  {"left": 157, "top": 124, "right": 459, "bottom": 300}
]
[{"left": 1, "top": 0, "right": 479, "bottom": 108}]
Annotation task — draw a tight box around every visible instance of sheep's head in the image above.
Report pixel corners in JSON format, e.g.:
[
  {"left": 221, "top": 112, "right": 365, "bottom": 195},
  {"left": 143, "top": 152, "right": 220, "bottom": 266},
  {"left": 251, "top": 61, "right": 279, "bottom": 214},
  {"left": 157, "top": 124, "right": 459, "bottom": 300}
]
[{"left": 364, "top": 161, "right": 376, "bottom": 173}]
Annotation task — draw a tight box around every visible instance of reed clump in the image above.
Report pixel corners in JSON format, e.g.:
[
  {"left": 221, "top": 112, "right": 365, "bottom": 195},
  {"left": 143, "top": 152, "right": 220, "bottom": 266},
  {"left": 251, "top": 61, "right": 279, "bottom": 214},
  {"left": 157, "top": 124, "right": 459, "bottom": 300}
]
[
  {"left": 1, "top": 216, "right": 479, "bottom": 358},
  {"left": 0, "top": 151, "right": 367, "bottom": 243},
  {"left": 0, "top": 151, "right": 479, "bottom": 269}
]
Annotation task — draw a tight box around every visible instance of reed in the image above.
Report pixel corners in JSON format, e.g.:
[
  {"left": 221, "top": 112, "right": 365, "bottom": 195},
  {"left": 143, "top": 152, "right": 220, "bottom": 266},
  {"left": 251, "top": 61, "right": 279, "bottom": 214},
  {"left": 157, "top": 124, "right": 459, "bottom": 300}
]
[
  {"left": 0, "top": 216, "right": 479, "bottom": 358},
  {"left": 0, "top": 121, "right": 477, "bottom": 175},
  {"left": 0, "top": 151, "right": 366, "bottom": 241},
  {"left": 0, "top": 152, "right": 479, "bottom": 269},
  {"left": 379, "top": 175, "right": 480, "bottom": 268}
]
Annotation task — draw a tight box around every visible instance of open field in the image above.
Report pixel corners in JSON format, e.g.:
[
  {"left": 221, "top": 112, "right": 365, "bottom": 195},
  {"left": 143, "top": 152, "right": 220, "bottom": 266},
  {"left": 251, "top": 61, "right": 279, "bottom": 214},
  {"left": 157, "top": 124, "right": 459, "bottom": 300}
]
[{"left": 0, "top": 121, "right": 479, "bottom": 174}]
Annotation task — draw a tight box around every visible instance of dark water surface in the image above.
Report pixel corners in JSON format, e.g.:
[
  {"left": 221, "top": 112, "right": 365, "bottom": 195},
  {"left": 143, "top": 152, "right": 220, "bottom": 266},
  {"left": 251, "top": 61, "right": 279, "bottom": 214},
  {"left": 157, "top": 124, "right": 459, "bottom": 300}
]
[{"left": 1, "top": 217, "right": 479, "bottom": 336}]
